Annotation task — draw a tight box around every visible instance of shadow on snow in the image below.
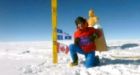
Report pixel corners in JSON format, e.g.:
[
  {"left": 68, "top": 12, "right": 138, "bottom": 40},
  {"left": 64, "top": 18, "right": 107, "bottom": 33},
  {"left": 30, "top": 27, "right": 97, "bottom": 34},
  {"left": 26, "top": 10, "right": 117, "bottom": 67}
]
[
  {"left": 101, "top": 57, "right": 140, "bottom": 66},
  {"left": 108, "top": 43, "right": 139, "bottom": 50}
]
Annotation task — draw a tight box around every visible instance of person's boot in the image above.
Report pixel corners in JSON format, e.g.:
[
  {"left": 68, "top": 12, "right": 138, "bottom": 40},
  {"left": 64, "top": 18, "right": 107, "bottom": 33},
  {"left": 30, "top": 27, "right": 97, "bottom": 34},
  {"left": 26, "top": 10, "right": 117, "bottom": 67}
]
[
  {"left": 94, "top": 55, "right": 100, "bottom": 66},
  {"left": 69, "top": 57, "right": 78, "bottom": 67}
]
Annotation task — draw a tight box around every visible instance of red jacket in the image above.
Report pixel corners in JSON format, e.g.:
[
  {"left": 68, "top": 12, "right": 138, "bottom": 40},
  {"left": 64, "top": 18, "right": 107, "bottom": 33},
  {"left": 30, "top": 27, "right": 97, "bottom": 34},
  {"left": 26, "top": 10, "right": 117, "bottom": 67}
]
[{"left": 74, "top": 27, "right": 101, "bottom": 53}]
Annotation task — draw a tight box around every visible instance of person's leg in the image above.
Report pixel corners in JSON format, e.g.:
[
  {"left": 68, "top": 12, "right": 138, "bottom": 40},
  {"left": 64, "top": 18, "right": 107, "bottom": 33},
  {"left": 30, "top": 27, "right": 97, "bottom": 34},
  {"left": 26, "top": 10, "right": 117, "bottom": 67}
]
[
  {"left": 84, "top": 51, "right": 95, "bottom": 68},
  {"left": 69, "top": 44, "right": 84, "bottom": 65}
]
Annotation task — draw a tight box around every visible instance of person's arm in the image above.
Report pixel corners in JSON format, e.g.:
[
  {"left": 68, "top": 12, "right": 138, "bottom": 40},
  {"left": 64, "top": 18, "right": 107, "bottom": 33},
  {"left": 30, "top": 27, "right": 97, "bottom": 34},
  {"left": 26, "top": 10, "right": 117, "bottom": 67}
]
[
  {"left": 89, "top": 28, "right": 102, "bottom": 41},
  {"left": 74, "top": 38, "right": 80, "bottom": 45},
  {"left": 74, "top": 31, "right": 80, "bottom": 45},
  {"left": 95, "top": 29, "right": 102, "bottom": 38}
]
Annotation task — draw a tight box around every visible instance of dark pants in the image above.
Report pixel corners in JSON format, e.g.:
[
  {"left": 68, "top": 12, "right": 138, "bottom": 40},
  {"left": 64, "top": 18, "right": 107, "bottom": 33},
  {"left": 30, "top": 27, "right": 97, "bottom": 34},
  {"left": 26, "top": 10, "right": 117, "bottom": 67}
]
[{"left": 69, "top": 44, "right": 97, "bottom": 68}]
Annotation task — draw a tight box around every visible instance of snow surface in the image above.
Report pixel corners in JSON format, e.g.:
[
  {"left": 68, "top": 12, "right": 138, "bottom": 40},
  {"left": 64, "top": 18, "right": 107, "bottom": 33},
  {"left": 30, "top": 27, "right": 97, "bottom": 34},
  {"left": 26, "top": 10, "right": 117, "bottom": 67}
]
[{"left": 0, "top": 40, "right": 140, "bottom": 75}]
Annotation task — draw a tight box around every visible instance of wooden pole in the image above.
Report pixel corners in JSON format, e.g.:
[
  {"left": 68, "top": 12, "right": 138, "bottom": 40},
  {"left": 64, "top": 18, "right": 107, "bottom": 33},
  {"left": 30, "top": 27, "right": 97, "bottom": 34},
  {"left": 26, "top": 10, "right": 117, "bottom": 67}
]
[{"left": 51, "top": 0, "right": 58, "bottom": 64}]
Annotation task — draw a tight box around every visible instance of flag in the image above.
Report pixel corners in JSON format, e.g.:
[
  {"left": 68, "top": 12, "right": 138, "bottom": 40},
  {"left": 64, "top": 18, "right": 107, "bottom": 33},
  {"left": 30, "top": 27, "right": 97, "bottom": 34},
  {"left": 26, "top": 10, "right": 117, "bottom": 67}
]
[
  {"left": 57, "top": 28, "right": 72, "bottom": 40},
  {"left": 63, "top": 32, "right": 72, "bottom": 40},
  {"left": 57, "top": 28, "right": 63, "bottom": 33},
  {"left": 57, "top": 42, "right": 69, "bottom": 54},
  {"left": 65, "top": 35, "right": 72, "bottom": 40},
  {"left": 57, "top": 35, "right": 63, "bottom": 40}
]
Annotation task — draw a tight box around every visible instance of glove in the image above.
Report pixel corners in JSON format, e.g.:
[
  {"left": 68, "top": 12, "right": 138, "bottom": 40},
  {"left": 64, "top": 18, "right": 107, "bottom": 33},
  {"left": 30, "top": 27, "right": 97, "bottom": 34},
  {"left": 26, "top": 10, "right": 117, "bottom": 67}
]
[
  {"left": 74, "top": 38, "right": 80, "bottom": 45},
  {"left": 89, "top": 33, "right": 98, "bottom": 42}
]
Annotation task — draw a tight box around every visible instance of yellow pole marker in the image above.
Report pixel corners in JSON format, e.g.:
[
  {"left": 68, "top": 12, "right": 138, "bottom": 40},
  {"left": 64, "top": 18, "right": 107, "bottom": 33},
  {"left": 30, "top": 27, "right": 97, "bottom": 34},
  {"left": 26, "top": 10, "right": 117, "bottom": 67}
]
[{"left": 51, "top": 0, "right": 58, "bottom": 64}]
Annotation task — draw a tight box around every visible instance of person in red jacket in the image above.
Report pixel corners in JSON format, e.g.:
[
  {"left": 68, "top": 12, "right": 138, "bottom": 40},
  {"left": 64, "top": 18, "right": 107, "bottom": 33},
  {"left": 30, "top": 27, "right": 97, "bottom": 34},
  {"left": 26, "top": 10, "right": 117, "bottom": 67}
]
[{"left": 69, "top": 16, "right": 101, "bottom": 68}]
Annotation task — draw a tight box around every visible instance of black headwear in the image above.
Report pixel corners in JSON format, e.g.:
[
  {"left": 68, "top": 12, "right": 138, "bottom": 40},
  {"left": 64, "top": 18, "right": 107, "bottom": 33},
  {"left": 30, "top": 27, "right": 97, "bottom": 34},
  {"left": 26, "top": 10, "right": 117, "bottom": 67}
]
[{"left": 75, "top": 16, "right": 86, "bottom": 26}]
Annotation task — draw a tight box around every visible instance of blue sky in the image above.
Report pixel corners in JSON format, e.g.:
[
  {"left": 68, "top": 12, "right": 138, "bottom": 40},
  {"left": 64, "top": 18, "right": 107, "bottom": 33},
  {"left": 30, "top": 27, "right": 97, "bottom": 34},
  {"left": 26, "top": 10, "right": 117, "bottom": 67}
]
[{"left": 0, "top": 0, "right": 140, "bottom": 41}]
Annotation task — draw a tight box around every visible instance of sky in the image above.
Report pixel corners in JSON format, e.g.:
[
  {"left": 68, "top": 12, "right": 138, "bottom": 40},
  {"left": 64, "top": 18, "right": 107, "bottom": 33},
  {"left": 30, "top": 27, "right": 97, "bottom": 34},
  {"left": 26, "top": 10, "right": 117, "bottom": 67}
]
[{"left": 0, "top": 0, "right": 140, "bottom": 41}]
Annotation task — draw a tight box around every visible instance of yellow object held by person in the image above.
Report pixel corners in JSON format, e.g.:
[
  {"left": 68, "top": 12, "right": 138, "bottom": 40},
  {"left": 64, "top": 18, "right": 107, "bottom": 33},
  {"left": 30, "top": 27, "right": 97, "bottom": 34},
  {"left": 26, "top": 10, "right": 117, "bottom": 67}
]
[
  {"left": 87, "top": 9, "right": 108, "bottom": 52},
  {"left": 88, "top": 9, "right": 98, "bottom": 27}
]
